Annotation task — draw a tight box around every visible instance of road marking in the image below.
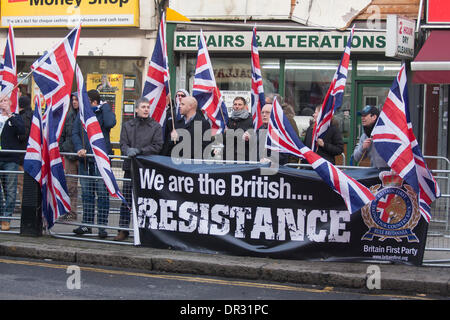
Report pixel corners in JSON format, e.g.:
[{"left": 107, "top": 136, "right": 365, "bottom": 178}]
[{"left": 0, "top": 257, "right": 431, "bottom": 300}]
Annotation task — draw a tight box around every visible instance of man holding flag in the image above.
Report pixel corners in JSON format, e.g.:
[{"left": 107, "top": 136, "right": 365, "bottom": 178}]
[
  {"left": 24, "top": 25, "right": 81, "bottom": 229},
  {"left": 72, "top": 88, "right": 116, "bottom": 238},
  {"left": 352, "top": 105, "right": 387, "bottom": 168}
]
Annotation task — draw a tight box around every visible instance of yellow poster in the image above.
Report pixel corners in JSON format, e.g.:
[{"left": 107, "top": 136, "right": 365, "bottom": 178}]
[
  {"left": 1, "top": 0, "right": 139, "bottom": 28},
  {"left": 31, "top": 76, "right": 46, "bottom": 112},
  {"left": 87, "top": 73, "right": 123, "bottom": 154}
]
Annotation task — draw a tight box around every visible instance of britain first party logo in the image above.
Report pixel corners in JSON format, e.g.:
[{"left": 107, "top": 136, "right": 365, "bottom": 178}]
[{"left": 361, "top": 170, "right": 420, "bottom": 242}]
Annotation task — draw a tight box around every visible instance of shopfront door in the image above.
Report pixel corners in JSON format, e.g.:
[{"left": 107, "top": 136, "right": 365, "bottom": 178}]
[{"left": 348, "top": 82, "right": 392, "bottom": 166}]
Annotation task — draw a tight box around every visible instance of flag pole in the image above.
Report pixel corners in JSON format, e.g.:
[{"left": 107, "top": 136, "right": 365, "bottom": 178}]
[
  {"left": 0, "top": 70, "right": 35, "bottom": 101},
  {"left": 214, "top": 86, "right": 227, "bottom": 131},
  {"left": 356, "top": 149, "right": 367, "bottom": 166},
  {"left": 356, "top": 130, "right": 372, "bottom": 166},
  {"left": 161, "top": 10, "right": 176, "bottom": 141},
  {"left": 167, "top": 90, "right": 177, "bottom": 142}
]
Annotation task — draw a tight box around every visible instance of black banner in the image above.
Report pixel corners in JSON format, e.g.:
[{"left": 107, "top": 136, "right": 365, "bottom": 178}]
[{"left": 131, "top": 155, "right": 428, "bottom": 266}]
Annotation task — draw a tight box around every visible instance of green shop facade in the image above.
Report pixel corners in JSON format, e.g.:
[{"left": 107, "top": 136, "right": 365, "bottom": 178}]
[{"left": 166, "top": 23, "right": 404, "bottom": 165}]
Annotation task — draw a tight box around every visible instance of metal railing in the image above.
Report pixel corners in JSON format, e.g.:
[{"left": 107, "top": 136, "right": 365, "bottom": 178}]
[
  {"left": 421, "top": 156, "right": 450, "bottom": 266},
  {"left": 1, "top": 149, "right": 449, "bottom": 266},
  {"left": 0, "top": 148, "right": 25, "bottom": 235},
  {"left": 48, "top": 152, "right": 134, "bottom": 245}
]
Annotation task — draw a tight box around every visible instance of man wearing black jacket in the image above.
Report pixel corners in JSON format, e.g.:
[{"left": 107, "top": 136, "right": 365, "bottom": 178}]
[
  {"left": 0, "top": 96, "right": 25, "bottom": 231},
  {"left": 72, "top": 89, "right": 116, "bottom": 238},
  {"left": 161, "top": 96, "right": 211, "bottom": 160},
  {"left": 116, "top": 97, "right": 163, "bottom": 241}
]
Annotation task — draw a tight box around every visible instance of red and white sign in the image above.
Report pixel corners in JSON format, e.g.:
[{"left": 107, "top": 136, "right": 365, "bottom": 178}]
[{"left": 386, "top": 15, "right": 415, "bottom": 59}]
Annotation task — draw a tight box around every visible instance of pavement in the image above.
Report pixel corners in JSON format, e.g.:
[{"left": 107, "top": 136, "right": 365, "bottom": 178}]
[{"left": 0, "top": 219, "right": 449, "bottom": 298}]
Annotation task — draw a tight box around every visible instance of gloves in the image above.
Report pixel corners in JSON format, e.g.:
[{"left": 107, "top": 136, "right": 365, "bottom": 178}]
[{"left": 126, "top": 148, "right": 141, "bottom": 157}]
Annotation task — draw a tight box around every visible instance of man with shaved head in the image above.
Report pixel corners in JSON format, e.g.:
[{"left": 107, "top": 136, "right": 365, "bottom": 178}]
[{"left": 161, "top": 96, "right": 211, "bottom": 159}]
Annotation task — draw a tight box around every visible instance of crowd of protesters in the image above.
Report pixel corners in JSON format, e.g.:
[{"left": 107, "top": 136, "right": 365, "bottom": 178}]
[{"left": 0, "top": 88, "right": 375, "bottom": 238}]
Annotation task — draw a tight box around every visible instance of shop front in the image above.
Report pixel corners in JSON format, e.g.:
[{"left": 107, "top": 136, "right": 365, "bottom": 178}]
[
  {"left": 410, "top": 0, "right": 450, "bottom": 167},
  {"left": 17, "top": 56, "right": 146, "bottom": 154},
  {"left": 411, "top": 30, "right": 450, "bottom": 168},
  {"left": 170, "top": 25, "right": 402, "bottom": 164},
  {"left": 0, "top": 0, "right": 152, "bottom": 154}
]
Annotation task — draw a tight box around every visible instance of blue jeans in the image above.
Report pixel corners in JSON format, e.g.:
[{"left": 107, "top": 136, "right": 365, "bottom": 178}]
[
  {"left": 0, "top": 161, "right": 19, "bottom": 223},
  {"left": 79, "top": 161, "right": 109, "bottom": 226}
]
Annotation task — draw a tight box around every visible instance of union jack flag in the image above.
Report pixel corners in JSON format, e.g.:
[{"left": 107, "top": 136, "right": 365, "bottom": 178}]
[
  {"left": 250, "top": 26, "right": 264, "bottom": 130},
  {"left": 377, "top": 193, "right": 396, "bottom": 223},
  {"left": 311, "top": 26, "right": 354, "bottom": 151},
  {"left": 371, "top": 64, "right": 440, "bottom": 222},
  {"left": 0, "top": 25, "right": 19, "bottom": 113},
  {"left": 142, "top": 12, "right": 170, "bottom": 127},
  {"left": 193, "top": 30, "right": 229, "bottom": 135},
  {"left": 266, "top": 97, "right": 375, "bottom": 213},
  {"left": 76, "top": 64, "right": 127, "bottom": 205},
  {"left": 23, "top": 26, "right": 81, "bottom": 228},
  {"left": 23, "top": 85, "right": 71, "bottom": 229},
  {"left": 30, "top": 25, "right": 81, "bottom": 141},
  {"left": 23, "top": 96, "right": 44, "bottom": 183}
]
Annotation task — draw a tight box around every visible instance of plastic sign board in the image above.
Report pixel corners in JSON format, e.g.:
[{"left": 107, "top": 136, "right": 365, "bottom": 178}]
[
  {"left": 0, "top": 0, "right": 139, "bottom": 28},
  {"left": 427, "top": 0, "right": 450, "bottom": 24},
  {"left": 386, "top": 15, "right": 415, "bottom": 59}
]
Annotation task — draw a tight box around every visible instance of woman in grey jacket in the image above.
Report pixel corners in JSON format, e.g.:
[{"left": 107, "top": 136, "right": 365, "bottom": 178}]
[{"left": 115, "top": 97, "right": 164, "bottom": 241}]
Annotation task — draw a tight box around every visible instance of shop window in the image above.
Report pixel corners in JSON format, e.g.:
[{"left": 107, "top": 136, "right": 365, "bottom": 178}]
[
  {"left": 356, "top": 61, "right": 401, "bottom": 77},
  {"left": 284, "top": 59, "right": 352, "bottom": 139},
  {"left": 285, "top": 59, "right": 352, "bottom": 114},
  {"left": 186, "top": 57, "right": 279, "bottom": 110}
]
